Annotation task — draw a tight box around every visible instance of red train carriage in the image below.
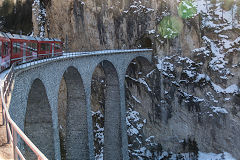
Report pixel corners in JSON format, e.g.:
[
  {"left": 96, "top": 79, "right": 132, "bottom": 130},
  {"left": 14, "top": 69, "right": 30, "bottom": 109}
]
[
  {"left": 35, "top": 37, "right": 63, "bottom": 58},
  {"left": 36, "top": 37, "right": 55, "bottom": 58},
  {"left": 0, "top": 32, "right": 11, "bottom": 71},
  {"left": 6, "top": 33, "right": 38, "bottom": 64}
]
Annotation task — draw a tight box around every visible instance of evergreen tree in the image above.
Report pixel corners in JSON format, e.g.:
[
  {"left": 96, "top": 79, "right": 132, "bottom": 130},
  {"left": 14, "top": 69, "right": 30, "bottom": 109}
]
[
  {"left": 0, "top": 0, "right": 14, "bottom": 16},
  {"left": 192, "top": 139, "right": 199, "bottom": 160},
  {"left": 221, "top": 152, "right": 226, "bottom": 160},
  {"left": 0, "top": 0, "right": 33, "bottom": 34}
]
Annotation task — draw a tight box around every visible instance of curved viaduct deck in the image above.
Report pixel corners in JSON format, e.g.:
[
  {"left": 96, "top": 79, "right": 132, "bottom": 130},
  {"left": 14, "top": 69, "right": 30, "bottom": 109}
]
[{"left": 8, "top": 49, "right": 152, "bottom": 160}]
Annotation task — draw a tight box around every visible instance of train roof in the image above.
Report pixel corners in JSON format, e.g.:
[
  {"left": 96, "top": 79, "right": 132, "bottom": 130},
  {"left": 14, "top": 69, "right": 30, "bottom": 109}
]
[
  {"left": 0, "top": 32, "right": 10, "bottom": 41},
  {"left": 53, "top": 38, "right": 61, "bottom": 42},
  {"left": 0, "top": 32, "right": 6, "bottom": 38},
  {"left": 20, "top": 35, "right": 37, "bottom": 41},
  {"left": 5, "top": 33, "right": 37, "bottom": 41},
  {"left": 0, "top": 32, "right": 61, "bottom": 42},
  {"left": 35, "top": 37, "right": 61, "bottom": 42}
]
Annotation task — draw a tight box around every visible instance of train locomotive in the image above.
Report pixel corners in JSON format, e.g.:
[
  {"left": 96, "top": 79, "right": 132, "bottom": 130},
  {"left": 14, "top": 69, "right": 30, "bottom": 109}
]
[{"left": 0, "top": 32, "right": 63, "bottom": 71}]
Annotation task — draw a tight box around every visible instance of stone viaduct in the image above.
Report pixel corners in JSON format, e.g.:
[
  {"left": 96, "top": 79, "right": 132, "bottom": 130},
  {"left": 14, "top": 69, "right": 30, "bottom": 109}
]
[{"left": 8, "top": 49, "right": 152, "bottom": 160}]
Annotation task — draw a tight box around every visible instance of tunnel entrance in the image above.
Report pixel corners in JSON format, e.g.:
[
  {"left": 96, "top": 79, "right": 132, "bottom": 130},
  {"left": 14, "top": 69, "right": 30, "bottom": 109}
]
[
  {"left": 137, "top": 37, "right": 153, "bottom": 49},
  {"left": 25, "top": 79, "right": 55, "bottom": 159}
]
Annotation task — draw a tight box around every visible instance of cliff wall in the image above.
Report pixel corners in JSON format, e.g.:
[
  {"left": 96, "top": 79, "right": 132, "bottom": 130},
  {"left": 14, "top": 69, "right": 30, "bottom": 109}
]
[{"left": 33, "top": 0, "right": 240, "bottom": 159}]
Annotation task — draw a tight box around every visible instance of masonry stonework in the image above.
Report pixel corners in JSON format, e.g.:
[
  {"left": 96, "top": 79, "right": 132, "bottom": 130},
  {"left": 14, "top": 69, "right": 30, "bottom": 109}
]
[{"left": 8, "top": 50, "right": 152, "bottom": 160}]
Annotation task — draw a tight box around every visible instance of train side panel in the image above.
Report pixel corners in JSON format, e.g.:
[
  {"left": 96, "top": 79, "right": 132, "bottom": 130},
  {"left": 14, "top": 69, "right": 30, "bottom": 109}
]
[
  {"left": 17, "top": 35, "right": 38, "bottom": 63},
  {"left": 25, "top": 40, "right": 38, "bottom": 62},
  {"left": 53, "top": 41, "right": 63, "bottom": 57},
  {"left": 8, "top": 34, "right": 38, "bottom": 64},
  {"left": 38, "top": 41, "right": 54, "bottom": 58},
  {"left": 10, "top": 39, "right": 23, "bottom": 65}
]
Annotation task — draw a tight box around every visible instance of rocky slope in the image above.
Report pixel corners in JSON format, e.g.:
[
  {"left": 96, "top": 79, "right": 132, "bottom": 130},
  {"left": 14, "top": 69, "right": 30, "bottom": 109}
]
[{"left": 33, "top": 0, "right": 240, "bottom": 159}]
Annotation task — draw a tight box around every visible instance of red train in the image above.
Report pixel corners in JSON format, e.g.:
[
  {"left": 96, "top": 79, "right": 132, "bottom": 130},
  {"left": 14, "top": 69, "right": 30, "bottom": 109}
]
[{"left": 0, "top": 32, "right": 63, "bottom": 71}]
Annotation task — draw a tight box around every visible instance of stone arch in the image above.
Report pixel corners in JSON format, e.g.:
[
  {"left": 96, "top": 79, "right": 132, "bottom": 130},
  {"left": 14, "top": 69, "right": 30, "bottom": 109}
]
[
  {"left": 125, "top": 56, "right": 153, "bottom": 78},
  {"left": 91, "top": 60, "right": 122, "bottom": 160},
  {"left": 24, "top": 78, "right": 55, "bottom": 159},
  {"left": 58, "top": 66, "right": 88, "bottom": 159},
  {"left": 125, "top": 56, "right": 153, "bottom": 159}
]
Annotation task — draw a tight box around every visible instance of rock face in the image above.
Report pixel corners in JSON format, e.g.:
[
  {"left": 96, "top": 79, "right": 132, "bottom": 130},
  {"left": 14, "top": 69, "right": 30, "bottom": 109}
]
[
  {"left": 34, "top": 0, "right": 171, "bottom": 51},
  {"left": 33, "top": 0, "right": 240, "bottom": 159}
]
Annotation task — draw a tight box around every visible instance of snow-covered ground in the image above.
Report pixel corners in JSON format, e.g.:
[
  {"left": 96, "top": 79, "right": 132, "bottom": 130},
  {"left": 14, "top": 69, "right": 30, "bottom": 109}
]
[
  {"left": 157, "top": 151, "right": 236, "bottom": 160},
  {"left": 198, "top": 152, "right": 236, "bottom": 160}
]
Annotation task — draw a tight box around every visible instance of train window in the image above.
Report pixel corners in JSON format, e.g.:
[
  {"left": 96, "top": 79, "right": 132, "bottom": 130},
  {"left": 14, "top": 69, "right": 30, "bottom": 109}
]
[
  {"left": 27, "top": 43, "right": 31, "bottom": 52},
  {"left": 41, "top": 43, "right": 50, "bottom": 51},
  {"left": 54, "top": 43, "right": 61, "bottom": 50},
  {"left": 40, "top": 43, "right": 46, "bottom": 51},
  {"left": 47, "top": 43, "right": 51, "bottom": 51},
  {"left": 41, "top": 43, "right": 52, "bottom": 51},
  {"left": 3, "top": 42, "right": 9, "bottom": 56},
  {"left": 28, "top": 43, "right": 37, "bottom": 52},
  {"left": 13, "top": 43, "right": 21, "bottom": 54},
  {"left": 32, "top": 43, "right": 37, "bottom": 51}
]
